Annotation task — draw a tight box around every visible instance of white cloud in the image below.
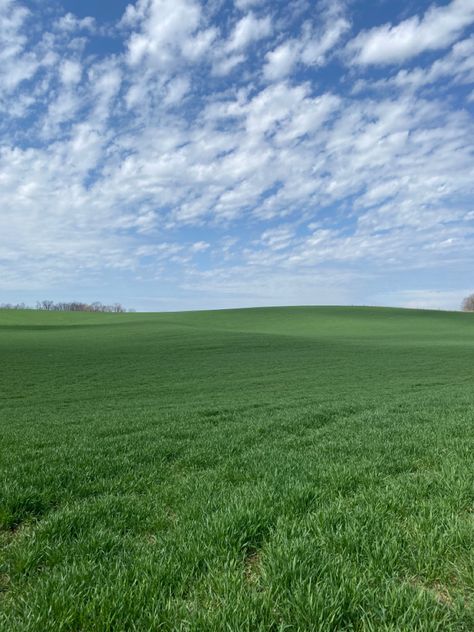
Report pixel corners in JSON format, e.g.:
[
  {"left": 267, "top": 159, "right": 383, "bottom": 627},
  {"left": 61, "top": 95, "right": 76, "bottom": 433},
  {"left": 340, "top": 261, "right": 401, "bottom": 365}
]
[
  {"left": 182, "top": 27, "right": 218, "bottom": 61},
  {"left": 55, "top": 12, "right": 95, "bottom": 33},
  {"left": 243, "top": 82, "right": 337, "bottom": 138},
  {"left": 163, "top": 76, "right": 190, "bottom": 105},
  {"left": 42, "top": 91, "right": 80, "bottom": 136},
  {"left": 226, "top": 12, "right": 272, "bottom": 51},
  {"left": 59, "top": 59, "right": 82, "bottom": 85},
  {"left": 260, "top": 225, "right": 296, "bottom": 250},
  {"left": 353, "top": 35, "right": 474, "bottom": 95},
  {"left": 373, "top": 289, "right": 470, "bottom": 311},
  {"left": 263, "top": 1, "right": 349, "bottom": 80},
  {"left": 301, "top": 16, "right": 350, "bottom": 65},
  {"left": 234, "top": 0, "right": 264, "bottom": 10},
  {"left": 0, "top": 0, "right": 39, "bottom": 93},
  {"left": 178, "top": 264, "right": 362, "bottom": 309},
  {"left": 3, "top": 61, "right": 472, "bottom": 288},
  {"left": 191, "top": 241, "right": 210, "bottom": 252},
  {"left": 211, "top": 12, "right": 271, "bottom": 76},
  {"left": 126, "top": 0, "right": 210, "bottom": 68},
  {"left": 348, "top": 0, "right": 474, "bottom": 65},
  {"left": 263, "top": 40, "right": 300, "bottom": 80},
  {"left": 89, "top": 64, "right": 122, "bottom": 123},
  {"left": 212, "top": 53, "right": 246, "bottom": 76}
]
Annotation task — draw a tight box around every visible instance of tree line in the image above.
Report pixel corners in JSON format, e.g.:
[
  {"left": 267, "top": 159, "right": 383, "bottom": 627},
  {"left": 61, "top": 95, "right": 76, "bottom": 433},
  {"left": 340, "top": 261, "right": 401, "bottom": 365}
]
[
  {"left": 0, "top": 301, "right": 129, "bottom": 313},
  {"left": 2, "top": 296, "right": 473, "bottom": 312}
]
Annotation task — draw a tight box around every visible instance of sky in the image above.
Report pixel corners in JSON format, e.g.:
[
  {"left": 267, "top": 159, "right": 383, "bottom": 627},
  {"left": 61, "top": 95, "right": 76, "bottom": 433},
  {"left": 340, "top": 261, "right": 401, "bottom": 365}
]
[{"left": 1, "top": 0, "right": 473, "bottom": 312}]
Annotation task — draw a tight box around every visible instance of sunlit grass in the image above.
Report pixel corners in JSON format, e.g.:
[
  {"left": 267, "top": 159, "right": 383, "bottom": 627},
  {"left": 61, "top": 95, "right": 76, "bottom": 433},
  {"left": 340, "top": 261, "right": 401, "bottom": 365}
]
[{"left": 1, "top": 306, "right": 473, "bottom": 630}]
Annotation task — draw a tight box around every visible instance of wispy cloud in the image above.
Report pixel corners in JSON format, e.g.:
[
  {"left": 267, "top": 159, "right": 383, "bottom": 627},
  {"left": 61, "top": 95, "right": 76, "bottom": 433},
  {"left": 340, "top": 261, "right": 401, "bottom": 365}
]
[{"left": 348, "top": 0, "right": 474, "bottom": 65}]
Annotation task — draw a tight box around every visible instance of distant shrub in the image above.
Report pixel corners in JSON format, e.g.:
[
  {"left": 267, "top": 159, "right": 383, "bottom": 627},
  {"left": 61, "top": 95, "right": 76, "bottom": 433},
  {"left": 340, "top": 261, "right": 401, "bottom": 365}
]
[
  {"left": 0, "top": 301, "right": 128, "bottom": 312},
  {"left": 462, "top": 294, "right": 474, "bottom": 312},
  {"left": 36, "top": 301, "right": 126, "bottom": 313},
  {"left": 0, "top": 303, "right": 30, "bottom": 310}
]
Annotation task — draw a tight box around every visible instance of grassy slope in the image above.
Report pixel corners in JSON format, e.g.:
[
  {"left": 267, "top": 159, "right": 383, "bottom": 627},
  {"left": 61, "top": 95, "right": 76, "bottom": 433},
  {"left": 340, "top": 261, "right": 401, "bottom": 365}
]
[{"left": 0, "top": 306, "right": 473, "bottom": 631}]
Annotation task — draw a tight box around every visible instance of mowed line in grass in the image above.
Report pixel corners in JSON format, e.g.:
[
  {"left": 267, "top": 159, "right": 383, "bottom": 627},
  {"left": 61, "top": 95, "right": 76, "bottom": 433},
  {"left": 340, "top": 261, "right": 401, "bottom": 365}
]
[{"left": 0, "top": 306, "right": 473, "bottom": 631}]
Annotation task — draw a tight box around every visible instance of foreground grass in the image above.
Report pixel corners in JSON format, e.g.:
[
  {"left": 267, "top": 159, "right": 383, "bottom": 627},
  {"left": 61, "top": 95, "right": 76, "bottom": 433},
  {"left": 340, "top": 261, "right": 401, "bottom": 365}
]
[{"left": 0, "top": 306, "right": 473, "bottom": 631}]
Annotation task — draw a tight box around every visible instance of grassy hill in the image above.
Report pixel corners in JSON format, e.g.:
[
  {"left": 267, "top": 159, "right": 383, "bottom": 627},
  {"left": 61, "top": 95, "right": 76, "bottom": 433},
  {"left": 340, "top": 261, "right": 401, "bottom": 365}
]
[{"left": 0, "top": 306, "right": 473, "bottom": 630}]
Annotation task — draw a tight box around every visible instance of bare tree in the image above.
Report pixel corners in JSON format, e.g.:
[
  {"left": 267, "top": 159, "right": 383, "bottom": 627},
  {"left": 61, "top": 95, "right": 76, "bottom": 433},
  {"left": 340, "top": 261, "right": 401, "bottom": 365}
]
[
  {"left": 37, "top": 300, "right": 55, "bottom": 311},
  {"left": 462, "top": 294, "right": 474, "bottom": 312},
  {"left": 35, "top": 300, "right": 128, "bottom": 313},
  {"left": 0, "top": 303, "right": 28, "bottom": 310},
  {"left": 9, "top": 300, "right": 128, "bottom": 312}
]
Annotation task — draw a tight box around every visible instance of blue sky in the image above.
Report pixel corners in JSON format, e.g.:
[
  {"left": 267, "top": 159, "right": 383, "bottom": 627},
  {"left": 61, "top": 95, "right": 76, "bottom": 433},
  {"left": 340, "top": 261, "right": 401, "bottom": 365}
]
[{"left": 1, "top": 0, "right": 473, "bottom": 311}]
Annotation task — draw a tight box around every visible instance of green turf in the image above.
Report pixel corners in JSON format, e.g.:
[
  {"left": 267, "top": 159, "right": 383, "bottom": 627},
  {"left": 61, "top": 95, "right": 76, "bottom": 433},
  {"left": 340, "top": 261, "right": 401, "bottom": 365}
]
[{"left": 0, "top": 306, "right": 473, "bottom": 631}]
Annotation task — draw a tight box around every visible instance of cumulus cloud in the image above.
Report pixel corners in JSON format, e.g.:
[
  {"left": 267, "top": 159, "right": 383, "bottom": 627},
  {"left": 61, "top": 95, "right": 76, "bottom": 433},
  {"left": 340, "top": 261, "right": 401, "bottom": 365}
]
[
  {"left": 54, "top": 12, "right": 95, "bottom": 33},
  {"left": 264, "top": 1, "right": 349, "bottom": 80},
  {"left": 301, "top": 16, "right": 350, "bottom": 66},
  {"left": 125, "top": 0, "right": 212, "bottom": 68},
  {"left": 163, "top": 76, "right": 190, "bottom": 105},
  {"left": 264, "top": 41, "right": 300, "bottom": 80},
  {"left": 211, "top": 11, "right": 272, "bottom": 76},
  {"left": 226, "top": 12, "right": 272, "bottom": 51},
  {"left": 59, "top": 59, "right": 82, "bottom": 85},
  {"left": 355, "top": 35, "right": 474, "bottom": 99},
  {"left": 0, "top": 0, "right": 39, "bottom": 92},
  {"left": 212, "top": 53, "right": 246, "bottom": 76},
  {"left": 348, "top": 0, "right": 474, "bottom": 65}
]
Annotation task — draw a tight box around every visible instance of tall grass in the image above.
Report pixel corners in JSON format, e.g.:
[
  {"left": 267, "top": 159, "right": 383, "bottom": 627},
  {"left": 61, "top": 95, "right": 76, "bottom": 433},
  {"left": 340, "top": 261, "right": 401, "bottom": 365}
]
[{"left": 0, "top": 307, "right": 473, "bottom": 630}]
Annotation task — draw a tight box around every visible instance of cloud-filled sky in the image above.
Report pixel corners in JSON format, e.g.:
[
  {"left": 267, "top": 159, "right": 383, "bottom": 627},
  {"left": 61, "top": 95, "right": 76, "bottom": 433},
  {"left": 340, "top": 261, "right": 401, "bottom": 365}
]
[{"left": 1, "top": 0, "right": 473, "bottom": 311}]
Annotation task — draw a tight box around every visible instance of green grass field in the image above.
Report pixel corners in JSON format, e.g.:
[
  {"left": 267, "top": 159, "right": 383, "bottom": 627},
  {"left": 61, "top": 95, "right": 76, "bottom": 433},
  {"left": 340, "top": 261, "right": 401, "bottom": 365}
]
[{"left": 1, "top": 306, "right": 473, "bottom": 631}]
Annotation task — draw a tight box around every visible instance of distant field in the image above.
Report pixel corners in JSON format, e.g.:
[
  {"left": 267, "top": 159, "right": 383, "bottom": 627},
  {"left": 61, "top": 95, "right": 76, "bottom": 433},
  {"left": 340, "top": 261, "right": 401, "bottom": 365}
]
[{"left": 0, "top": 306, "right": 473, "bottom": 631}]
